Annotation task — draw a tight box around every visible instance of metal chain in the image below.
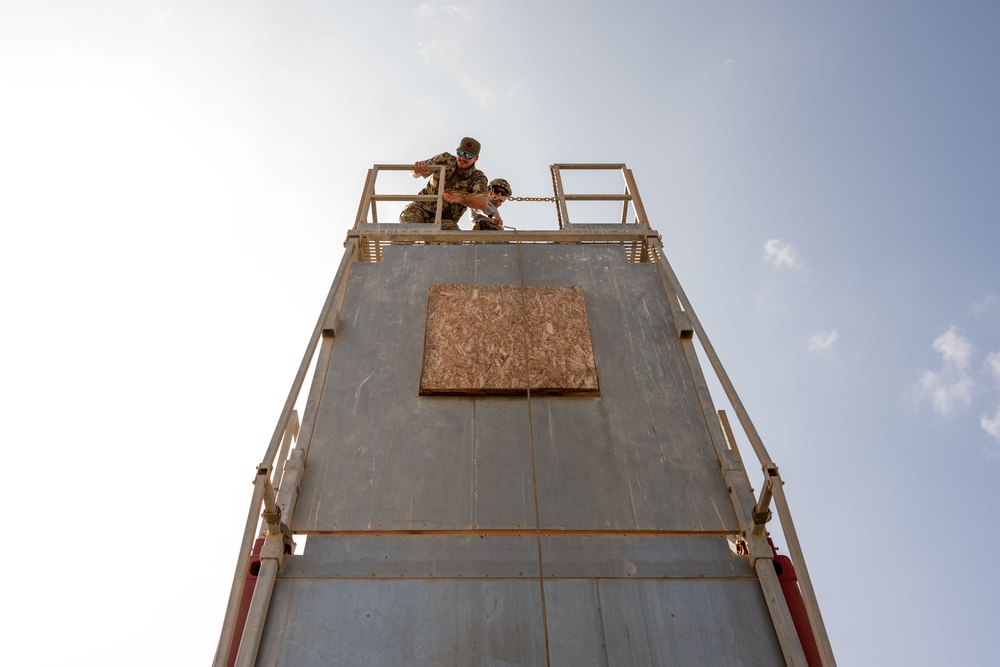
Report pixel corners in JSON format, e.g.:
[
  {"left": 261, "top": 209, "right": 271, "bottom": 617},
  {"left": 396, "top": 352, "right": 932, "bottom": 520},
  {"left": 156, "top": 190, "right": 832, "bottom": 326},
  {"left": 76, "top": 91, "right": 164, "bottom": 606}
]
[{"left": 443, "top": 190, "right": 556, "bottom": 202}]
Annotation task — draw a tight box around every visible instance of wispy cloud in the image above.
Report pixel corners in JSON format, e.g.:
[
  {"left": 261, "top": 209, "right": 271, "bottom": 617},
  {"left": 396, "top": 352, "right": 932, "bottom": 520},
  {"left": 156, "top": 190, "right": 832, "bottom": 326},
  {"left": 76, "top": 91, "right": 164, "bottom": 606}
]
[
  {"left": 981, "top": 350, "right": 1000, "bottom": 448},
  {"left": 913, "top": 327, "right": 975, "bottom": 416},
  {"left": 985, "top": 351, "right": 1000, "bottom": 384},
  {"left": 414, "top": 27, "right": 530, "bottom": 109},
  {"left": 415, "top": 2, "right": 473, "bottom": 21},
  {"left": 808, "top": 330, "right": 839, "bottom": 352},
  {"left": 981, "top": 406, "right": 1000, "bottom": 445},
  {"left": 918, "top": 370, "right": 974, "bottom": 415},
  {"left": 763, "top": 239, "right": 804, "bottom": 269},
  {"left": 972, "top": 293, "right": 997, "bottom": 319},
  {"left": 933, "top": 327, "right": 973, "bottom": 370}
]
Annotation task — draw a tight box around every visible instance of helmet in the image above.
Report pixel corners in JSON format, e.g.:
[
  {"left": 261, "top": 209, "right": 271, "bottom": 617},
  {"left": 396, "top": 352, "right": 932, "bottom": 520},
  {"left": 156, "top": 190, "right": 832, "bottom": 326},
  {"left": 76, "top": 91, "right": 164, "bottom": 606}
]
[{"left": 488, "top": 178, "right": 512, "bottom": 196}]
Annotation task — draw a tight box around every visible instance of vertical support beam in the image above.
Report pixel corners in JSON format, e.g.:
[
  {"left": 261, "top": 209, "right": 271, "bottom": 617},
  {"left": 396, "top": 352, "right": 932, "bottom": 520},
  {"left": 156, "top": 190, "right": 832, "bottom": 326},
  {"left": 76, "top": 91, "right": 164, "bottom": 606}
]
[
  {"left": 772, "top": 479, "right": 838, "bottom": 666},
  {"left": 622, "top": 168, "right": 651, "bottom": 228},
  {"left": 270, "top": 411, "right": 298, "bottom": 492},
  {"left": 292, "top": 333, "right": 337, "bottom": 461},
  {"left": 551, "top": 165, "right": 570, "bottom": 228},
  {"left": 433, "top": 164, "right": 446, "bottom": 230},
  {"left": 275, "top": 448, "right": 305, "bottom": 526},
  {"left": 370, "top": 165, "right": 381, "bottom": 225},
  {"left": 353, "top": 168, "right": 376, "bottom": 228},
  {"left": 719, "top": 409, "right": 745, "bottom": 462},
  {"left": 232, "top": 557, "right": 279, "bottom": 667},
  {"left": 756, "top": 559, "right": 810, "bottom": 666},
  {"left": 213, "top": 473, "right": 267, "bottom": 667}
]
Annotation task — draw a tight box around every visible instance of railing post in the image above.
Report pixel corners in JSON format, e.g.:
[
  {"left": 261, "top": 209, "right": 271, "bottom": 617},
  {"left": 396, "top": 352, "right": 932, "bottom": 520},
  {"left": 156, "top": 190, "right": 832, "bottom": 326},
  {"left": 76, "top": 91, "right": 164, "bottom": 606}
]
[{"left": 212, "top": 470, "right": 268, "bottom": 667}]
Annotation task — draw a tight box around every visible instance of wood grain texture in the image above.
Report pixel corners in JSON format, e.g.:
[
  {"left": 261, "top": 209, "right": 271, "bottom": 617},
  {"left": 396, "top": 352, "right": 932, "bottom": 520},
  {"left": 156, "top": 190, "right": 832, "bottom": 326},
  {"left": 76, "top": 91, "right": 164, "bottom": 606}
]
[{"left": 420, "top": 284, "right": 600, "bottom": 396}]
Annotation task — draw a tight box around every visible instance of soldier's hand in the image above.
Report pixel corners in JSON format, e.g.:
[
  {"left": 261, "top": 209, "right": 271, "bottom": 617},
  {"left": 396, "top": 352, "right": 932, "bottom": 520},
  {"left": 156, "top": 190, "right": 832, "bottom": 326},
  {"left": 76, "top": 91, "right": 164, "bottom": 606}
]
[
  {"left": 443, "top": 192, "right": 461, "bottom": 203},
  {"left": 492, "top": 213, "right": 504, "bottom": 229},
  {"left": 412, "top": 161, "right": 430, "bottom": 177}
]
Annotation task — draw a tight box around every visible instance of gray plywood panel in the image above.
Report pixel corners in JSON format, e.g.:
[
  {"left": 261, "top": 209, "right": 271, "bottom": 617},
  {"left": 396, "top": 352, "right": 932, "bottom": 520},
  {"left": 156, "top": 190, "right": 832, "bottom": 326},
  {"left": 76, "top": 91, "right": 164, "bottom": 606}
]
[
  {"left": 294, "top": 244, "right": 737, "bottom": 533},
  {"left": 518, "top": 245, "right": 738, "bottom": 531},
  {"left": 280, "top": 534, "right": 540, "bottom": 578},
  {"left": 544, "top": 580, "right": 610, "bottom": 667},
  {"left": 471, "top": 398, "right": 535, "bottom": 528},
  {"left": 541, "top": 535, "right": 754, "bottom": 579},
  {"left": 467, "top": 246, "right": 543, "bottom": 530},
  {"left": 293, "top": 247, "right": 479, "bottom": 532},
  {"left": 256, "top": 579, "right": 547, "bottom": 667},
  {"left": 598, "top": 579, "right": 785, "bottom": 666}
]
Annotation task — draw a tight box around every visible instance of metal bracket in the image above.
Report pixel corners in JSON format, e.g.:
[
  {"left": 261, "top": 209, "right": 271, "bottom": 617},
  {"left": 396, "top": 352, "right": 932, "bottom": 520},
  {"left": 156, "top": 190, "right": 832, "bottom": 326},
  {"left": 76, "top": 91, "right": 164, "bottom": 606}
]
[
  {"left": 674, "top": 311, "right": 694, "bottom": 339},
  {"left": 752, "top": 466, "right": 781, "bottom": 534}
]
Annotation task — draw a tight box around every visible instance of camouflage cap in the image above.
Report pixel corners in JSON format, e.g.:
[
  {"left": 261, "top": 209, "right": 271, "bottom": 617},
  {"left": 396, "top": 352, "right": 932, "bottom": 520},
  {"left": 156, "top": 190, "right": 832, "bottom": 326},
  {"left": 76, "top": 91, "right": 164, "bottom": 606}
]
[
  {"left": 458, "top": 137, "right": 481, "bottom": 157},
  {"left": 488, "top": 178, "right": 512, "bottom": 196}
]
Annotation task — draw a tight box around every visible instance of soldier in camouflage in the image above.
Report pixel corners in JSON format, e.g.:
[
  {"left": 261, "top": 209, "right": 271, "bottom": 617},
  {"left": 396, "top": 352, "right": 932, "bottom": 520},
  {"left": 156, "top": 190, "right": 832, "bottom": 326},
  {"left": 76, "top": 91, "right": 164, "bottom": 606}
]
[
  {"left": 470, "top": 178, "right": 512, "bottom": 231},
  {"left": 400, "top": 137, "right": 489, "bottom": 230}
]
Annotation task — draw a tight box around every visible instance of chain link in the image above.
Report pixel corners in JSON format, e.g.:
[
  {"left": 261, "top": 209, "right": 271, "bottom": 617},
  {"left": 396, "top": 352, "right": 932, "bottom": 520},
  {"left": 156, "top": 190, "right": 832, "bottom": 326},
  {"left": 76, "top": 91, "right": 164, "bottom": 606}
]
[
  {"left": 442, "top": 190, "right": 558, "bottom": 202},
  {"left": 507, "top": 195, "right": 558, "bottom": 202}
]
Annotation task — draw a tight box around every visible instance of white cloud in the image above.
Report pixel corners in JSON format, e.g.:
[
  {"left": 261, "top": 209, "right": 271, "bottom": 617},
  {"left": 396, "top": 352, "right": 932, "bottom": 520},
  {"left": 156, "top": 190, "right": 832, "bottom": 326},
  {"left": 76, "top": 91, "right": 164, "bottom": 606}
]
[
  {"left": 984, "top": 351, "right": 1000, "bottom": 384},
  {"left": 415, "top": 2, "right": 474, "bottom": 21},
  {"left": 913, "top": 327, "right": 976, "bottom": 416},
  {"left": 981, "top": 406, "right": 1000, "bottom": 442},
  {"left": 918, "top": 370, "right": 974, "bottom": 415},
  {"left": 763, "top": 239, "right": 804, "bottom": 269},
  {"left": 808, "top": 329, "right": 839, "bottom": 352},
  {"left": 932, "top": 326, "right": 973, "bottom": 371},
  {"left": 723, "top": 59, "right": 736, "bottom": 66}
]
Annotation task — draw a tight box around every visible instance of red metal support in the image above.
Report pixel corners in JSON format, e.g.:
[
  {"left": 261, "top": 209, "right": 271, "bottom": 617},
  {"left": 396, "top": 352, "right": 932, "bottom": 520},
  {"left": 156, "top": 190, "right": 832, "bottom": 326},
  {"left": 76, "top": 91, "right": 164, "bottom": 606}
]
[
  {"left": 226, "top": 538, "right": 265, "bottom": 667},
  {"left": 770, "top": 539, "right": 822, "bottom": 667}
]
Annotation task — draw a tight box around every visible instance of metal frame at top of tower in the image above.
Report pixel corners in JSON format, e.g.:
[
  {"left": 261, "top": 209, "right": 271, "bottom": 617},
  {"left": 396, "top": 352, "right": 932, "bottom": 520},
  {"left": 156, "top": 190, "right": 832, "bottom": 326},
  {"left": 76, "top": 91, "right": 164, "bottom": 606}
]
[{"left": 213, "top": 163, "right": 836, "bottom": 667}]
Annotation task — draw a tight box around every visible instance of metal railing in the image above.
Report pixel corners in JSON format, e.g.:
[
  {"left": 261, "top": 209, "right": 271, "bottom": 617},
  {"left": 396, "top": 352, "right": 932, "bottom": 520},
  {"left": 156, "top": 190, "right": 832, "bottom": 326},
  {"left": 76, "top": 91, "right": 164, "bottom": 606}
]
[
  {"left": 213, "top": 239, "right": 362, "bottom": 667},
  {"left": 550, "top": 163, "right": 647, "bottom": 228},
  {"left": 354, "top": 164, "right": 449, "bottom": 228},
  {"left": 646, "top": 230, "right": 837, "bottom": 666}
]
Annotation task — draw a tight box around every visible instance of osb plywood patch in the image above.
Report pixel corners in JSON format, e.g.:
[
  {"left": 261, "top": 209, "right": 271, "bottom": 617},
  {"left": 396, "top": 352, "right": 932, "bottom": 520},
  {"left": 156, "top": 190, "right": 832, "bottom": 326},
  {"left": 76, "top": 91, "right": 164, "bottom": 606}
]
[{"left": 420, "top": 284, "right": 600, "bottom": 396}]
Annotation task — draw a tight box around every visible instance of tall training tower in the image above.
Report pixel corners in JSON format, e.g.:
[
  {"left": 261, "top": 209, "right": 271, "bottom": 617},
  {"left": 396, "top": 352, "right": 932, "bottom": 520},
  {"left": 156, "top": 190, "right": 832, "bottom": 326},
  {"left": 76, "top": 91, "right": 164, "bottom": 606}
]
[{"left": 215, "top": 164, "right": 835, "bottom": 666}]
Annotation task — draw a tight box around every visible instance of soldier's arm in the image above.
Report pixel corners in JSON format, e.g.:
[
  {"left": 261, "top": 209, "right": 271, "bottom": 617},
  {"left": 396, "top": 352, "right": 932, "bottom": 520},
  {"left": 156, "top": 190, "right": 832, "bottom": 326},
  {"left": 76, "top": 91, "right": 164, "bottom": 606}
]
[
  {"left": 458, "top": 173, "right": 489, "bottom": 210},
  {"left": 443, "top": 191, "right": 489, "bottom": 209},
  {"left": 412, "top": 152, "right": 452, "bottom": 178}
]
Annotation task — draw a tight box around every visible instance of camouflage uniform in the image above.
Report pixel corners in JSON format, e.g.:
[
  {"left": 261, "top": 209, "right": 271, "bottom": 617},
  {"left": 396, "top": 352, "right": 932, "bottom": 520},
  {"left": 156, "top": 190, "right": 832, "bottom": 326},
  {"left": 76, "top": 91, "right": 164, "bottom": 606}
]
[{"left": 399, "top": 152, "right": 488, "bottom": 230}]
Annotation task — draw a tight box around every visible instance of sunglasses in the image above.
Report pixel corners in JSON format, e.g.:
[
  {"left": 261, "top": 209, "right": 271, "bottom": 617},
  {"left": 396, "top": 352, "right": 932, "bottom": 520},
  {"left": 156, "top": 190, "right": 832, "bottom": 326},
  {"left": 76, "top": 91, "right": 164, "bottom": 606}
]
[
  {"left": 456, "top": 149, "right": 477, "bottom": 159},
  {"left": 490, "top": 186, "right": 510, "bottom": 197}
]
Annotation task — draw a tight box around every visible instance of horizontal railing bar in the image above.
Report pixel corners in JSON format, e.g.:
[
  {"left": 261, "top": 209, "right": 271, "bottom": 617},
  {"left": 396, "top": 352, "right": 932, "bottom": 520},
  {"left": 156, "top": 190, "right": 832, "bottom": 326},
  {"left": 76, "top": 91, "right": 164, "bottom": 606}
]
[
  {"left": 370, "top": 194, "right": 445, "bottom": 202},
  {"left": 563, "top": 194, "right": 631, "bottom": 201},
  {"left": 551, "top": 163, "right": 626, "bottom": 170},
  {"left": 347, "top": 228, "right": 658, "bottom": 243}
]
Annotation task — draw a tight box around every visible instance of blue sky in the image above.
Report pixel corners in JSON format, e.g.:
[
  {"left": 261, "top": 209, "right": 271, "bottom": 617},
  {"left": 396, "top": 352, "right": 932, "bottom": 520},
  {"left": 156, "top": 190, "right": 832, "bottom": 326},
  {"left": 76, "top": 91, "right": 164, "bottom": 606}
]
[{"left": 2, "top": 1, "right": 998, "bottom": 665}]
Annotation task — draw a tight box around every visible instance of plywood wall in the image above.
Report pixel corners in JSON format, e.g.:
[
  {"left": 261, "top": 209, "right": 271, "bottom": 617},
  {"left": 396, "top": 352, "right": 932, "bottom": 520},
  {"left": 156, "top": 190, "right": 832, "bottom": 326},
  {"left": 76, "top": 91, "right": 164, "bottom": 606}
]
[{"left": 420, "top": 284, "right": 600, "bottom": 396}]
